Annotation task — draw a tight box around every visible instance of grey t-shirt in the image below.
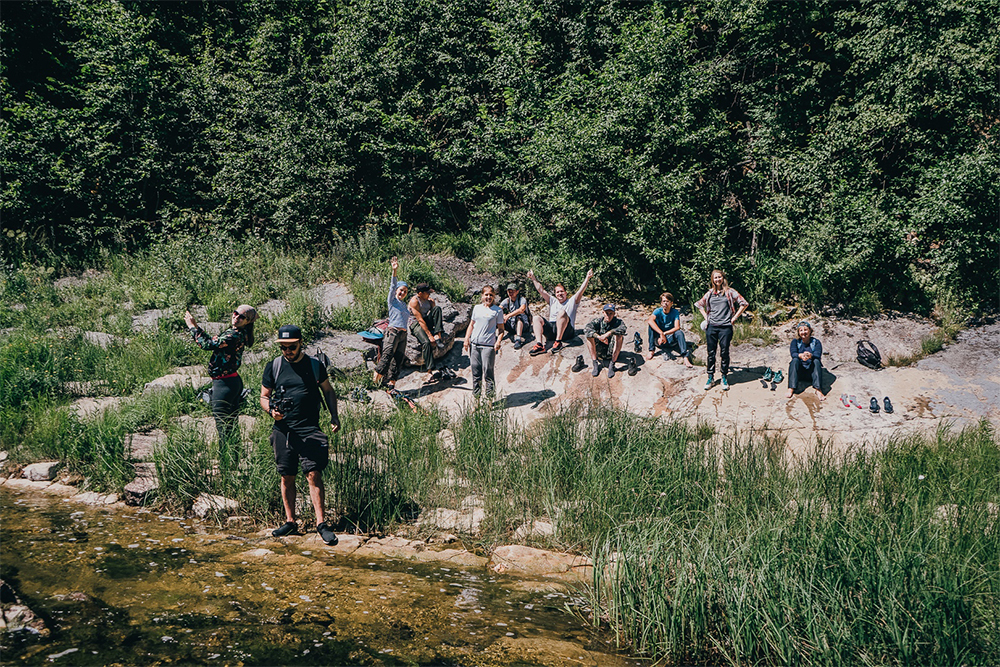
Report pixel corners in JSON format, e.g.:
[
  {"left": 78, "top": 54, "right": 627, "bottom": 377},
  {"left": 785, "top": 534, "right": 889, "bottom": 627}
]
[{"left": 707, "top": 292, "right": 733, "bottom": 326}]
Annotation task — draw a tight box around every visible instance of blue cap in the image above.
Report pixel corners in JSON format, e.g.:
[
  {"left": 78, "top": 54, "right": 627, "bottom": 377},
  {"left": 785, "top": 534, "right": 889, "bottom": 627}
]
[
  {"left": 396, "top": 281, "right": 408, "bottom": 289},
  {"left": 603, "top": 303, "right": 616, "bottom": 312}
]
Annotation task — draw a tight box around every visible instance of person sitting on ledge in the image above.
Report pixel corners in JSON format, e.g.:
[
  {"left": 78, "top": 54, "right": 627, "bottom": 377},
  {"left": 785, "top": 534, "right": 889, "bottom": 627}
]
[
  {"left": 500, "top": 282, "right": 530, "bottom": 350},
  {"left": 646, "top": 292, "right": 693, "bottom": 367},
  {"left": 584, "top": 304, "right": 627, "bottom": 378},
  {"left": 408, "top": 282, "right": 446, "bottom": 384},
  {"left": 526, "top": 268, "right": 593, "bottom": 356},
  {"left": 787, "top": 321, "right": 825, "bottom": 400}
]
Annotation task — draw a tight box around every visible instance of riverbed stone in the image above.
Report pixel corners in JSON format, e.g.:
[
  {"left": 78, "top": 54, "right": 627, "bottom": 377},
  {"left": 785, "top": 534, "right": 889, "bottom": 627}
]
[
  {"left": 23, "top": 461, "right": 62, "bottom": 482},
  {"left": 127, "top": 430, "right": 167, "bottom": 461},
  {"left": 489, "top": 545, "right": 594, "bottom": 583},
  {"left": 71, "top": 396, "right": 126, "bottom": 419},
  {"left": 513, "top": 520, "right": 555, "bottom": 542},
  {"left": 124, "top": 462, "right": 159, "bottom": 506},
  {"left": 192, "top": 493, "right": 240, "bottom": 518}
]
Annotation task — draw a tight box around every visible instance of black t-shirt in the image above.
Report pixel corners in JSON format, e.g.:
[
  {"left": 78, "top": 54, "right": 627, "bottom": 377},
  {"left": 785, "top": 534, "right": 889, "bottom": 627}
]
[{"left": 262, "top": 355, "right": 328, "bottom": 431}]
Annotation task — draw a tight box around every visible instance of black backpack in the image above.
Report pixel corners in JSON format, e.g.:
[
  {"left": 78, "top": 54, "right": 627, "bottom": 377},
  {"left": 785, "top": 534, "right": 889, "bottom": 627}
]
[{"left": 856, "top": 340, "right": 882, "bottom": 370}]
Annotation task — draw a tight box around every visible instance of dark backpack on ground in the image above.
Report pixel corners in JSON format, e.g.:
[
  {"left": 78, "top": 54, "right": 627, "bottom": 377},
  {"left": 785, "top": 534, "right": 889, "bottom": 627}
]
[{"left": 856, "top": 340, "right": 882, "bottom": 369}]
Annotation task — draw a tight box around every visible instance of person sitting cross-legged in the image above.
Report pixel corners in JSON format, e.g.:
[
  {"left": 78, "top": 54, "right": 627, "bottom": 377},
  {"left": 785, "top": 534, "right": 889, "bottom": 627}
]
[
  {"left": 584, "top": 304, "right": 627, "bottom": 378},
  {"left": 787, "top": 321, "right": 825, "bottom": 400},
  {"left": 646, "top": 292, "right": 693, "bottom": 367}
]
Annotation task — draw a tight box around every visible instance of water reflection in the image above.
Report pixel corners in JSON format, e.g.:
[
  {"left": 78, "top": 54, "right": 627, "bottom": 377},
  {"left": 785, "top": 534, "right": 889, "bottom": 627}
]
[{"left": 1, "top": 487, "right": 637, "bottom": 666}]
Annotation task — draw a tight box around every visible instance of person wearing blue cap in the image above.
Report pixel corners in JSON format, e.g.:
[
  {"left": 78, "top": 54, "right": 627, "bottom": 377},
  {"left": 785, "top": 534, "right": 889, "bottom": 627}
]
[
  {"left": 373, "top": 256, "right": 410, "bottom": 391},
  {"left": 787, "top": 321, "right": 825, "bottom": 400},
  {"left": 583, "top": 304, "right": 627, "bottom": 377}
]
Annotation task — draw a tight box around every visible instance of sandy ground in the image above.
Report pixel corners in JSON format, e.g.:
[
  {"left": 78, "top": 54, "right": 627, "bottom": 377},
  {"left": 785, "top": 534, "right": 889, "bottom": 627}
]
[{"left": 391, "top": 297, "right": 1000, "bottom": 453}]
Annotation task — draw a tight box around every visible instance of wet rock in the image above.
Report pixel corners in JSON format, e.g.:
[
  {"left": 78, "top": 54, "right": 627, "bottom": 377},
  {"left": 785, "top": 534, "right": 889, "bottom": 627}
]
[
  {"left": 124, "top": 462, "right": 159, "bottom": 506},
  {"left": 23, "top": 461, "right": 61, "bottom": 482},
  {"left": 192, "top": 493, "right": 239, "bottom": 518},
  {"left": 403, "top": 292, "right": 472, "bottom": 368},
  {"left": 239, "top": 548, "right": 276, "bottom": 559},
  {"left": 489, "top": 545, "right": 593, "bottom": 583},
  {"left": 0, "top": 579, "right": 49, "bottom": 637}
]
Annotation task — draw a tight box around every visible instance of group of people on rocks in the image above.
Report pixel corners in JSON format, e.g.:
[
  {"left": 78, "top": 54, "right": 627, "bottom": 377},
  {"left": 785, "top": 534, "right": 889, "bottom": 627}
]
[{"left": 181, "top": 258, "right": 825, "bottom": 543}]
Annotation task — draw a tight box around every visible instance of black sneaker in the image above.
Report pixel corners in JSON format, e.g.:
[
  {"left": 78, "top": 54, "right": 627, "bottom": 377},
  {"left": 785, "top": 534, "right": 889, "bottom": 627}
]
[
  {"left": 870, "top": 397, "right": 880, "bottom": 413},
  {"left": 272, "top": 521, "right": 297, "bottom": 538},
  {"left": 627, "top": 357, "right": 638, "bottom": 376},
  {"left": 571, "top": 355, "right": 586, "bottom": 373},
  {"left": 632, "top": 332, "right": 642, "bottom": 354},
  {"left": 317, "top": 522, "right": 338, "bottom": 546},
  {"left": 607, "top": 363, "right": 616, "bottom": 379},
  {"left": 513, "top": 338, "right": 523, "bottom": 350},
  {"left": 883, "top": 397, "right": 894, "bottom": 414}
]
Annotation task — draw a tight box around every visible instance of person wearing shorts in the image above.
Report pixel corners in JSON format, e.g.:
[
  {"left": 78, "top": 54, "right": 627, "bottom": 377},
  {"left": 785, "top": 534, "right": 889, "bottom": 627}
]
[
  {"left": 261, "top": 324, "right": 341, "bottom": 545},
  {"left": 526, "top": 268, "right": 593, "bottom": 355}
]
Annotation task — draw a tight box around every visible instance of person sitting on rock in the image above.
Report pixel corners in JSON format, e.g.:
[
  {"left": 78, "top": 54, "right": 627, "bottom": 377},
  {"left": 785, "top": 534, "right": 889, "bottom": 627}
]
[
  {"left": 408, "top": 282, "right": 447, "bottom": 384},
  {"left": 646, "top": 292, "right": 693, "bottom": 367},
  {"left": 260, "top": 324, "right": 340, "bottom": 545},
  {"left": 500, "top": 282, "right": 530, "bottom": 350},
  {"left": 583, "top": 304, "right": 627, "bottom": 377},
  {"left": 787, "top": 321, "right": 825, "bottom": 400},
  {"left": 373, "top": 256, "right": 409, "bottom": 391},
  {"left": 526, "top": 268, "right": 593, "bottom": 356}
]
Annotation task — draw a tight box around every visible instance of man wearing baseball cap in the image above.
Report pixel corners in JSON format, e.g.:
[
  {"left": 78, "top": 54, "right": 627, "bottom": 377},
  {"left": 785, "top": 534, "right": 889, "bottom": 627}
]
[
  {"left": 260, "top": 324, "right": 341, "bottom": 545},
  {"left": 582, "top": 304, "right": 627, "bottom": 378},
  {"left": 499, "top": 282, "right": 529, "bottom": 350}
]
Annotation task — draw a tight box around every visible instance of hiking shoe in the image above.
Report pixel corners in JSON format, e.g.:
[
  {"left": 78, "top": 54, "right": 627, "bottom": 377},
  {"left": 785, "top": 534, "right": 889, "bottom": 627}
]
[
  {"left": 529, "top": 343, "right": 546, "bottom": 356},
  {"left": 317, "top": 522, "right": 338, "bottom": 546},
  {"left": 436, "top": 339, "right": 446, "bottom": 350},
  {"left": 883, "top": 397, "right": 894, "bottom": 414},
  {"left": 362, "top": 348, "right": 378, "bottom": 363},
  {"left": 721, "top": 376, "right": 729, "bottom": 390},
  {"left": 550, "top": 341, "right": 564, "bottom": 354},
  {"left": 627, "top": 357, "right": 638, "bottom": 376},
  {"left": 591, "top": 360, "right": 601, "bottom": 377},
  {"left": 272, "top": 521, "right": 297, "bottom": 538},
  {"left": 632, "top": 332, "right": 642, "bottom": 354},
  {"left": 571, "top": 355, "right": 586, "bottom": 373},
  {"left": 607, "top": 363, "right": 616, "bottom": 379},
  {"left": 870, "top": 397, "right": 880, "bottom": 413},
  {"left": 762, "top": 367, "right": 773, "bottom": 382},
  {"left": 513, "top": 338, "right": 523, "bottom": 350},
  {"left": 772, "top": 370, "right": 784, "bottom": 384},
  {"left": 704, "top": 375, "right": 714, "bottom": 390}
]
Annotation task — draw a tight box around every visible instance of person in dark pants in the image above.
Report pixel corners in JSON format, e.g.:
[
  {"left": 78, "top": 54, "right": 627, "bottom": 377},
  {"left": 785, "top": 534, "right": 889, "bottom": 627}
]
[
  {"left": 185, "top": 304, "right": 256, "bottom": 470},
  {"left": 695, "top": 270, "right": 748, "bottom": 391},
  {"left": 408, "top": 282, "right": 446, "bottom": 384},
  {"left": 261, "top": 324, "right": 340, "bottom": 545},
  {"left": 787, "top": 321, "right": 825, "bottom": 400},
  {"left": 463, "top": 284, "right": 505, "bottom": 397},
  {"left": 373, "top": 256, "right": 409, "bottom": 392}
]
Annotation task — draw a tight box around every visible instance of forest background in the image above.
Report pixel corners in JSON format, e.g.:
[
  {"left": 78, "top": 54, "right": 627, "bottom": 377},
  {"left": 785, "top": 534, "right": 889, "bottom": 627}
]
[{"left": 2, "top": 0, "right": 998, "bottom": 314}]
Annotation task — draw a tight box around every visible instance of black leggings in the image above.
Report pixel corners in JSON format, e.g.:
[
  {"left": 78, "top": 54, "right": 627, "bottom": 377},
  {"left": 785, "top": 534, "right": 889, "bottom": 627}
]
[{"left": 211, "top": 375, "right": 243, "bottom": 468}]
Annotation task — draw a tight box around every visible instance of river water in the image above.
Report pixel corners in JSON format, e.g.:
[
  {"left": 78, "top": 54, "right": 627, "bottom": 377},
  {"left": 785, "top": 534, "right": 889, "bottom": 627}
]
[{"left": 1, "top": 486, "right": 637, "bottom": 666}]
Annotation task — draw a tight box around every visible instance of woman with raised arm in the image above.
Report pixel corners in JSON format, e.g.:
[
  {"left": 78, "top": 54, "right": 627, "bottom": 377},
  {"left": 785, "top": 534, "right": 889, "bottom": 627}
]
[
  {"left": 184, "top": 304, "right": 257, "bottom": 467},
  {"left": 372, "top": 256, "right": 410, "bottom": 393}
]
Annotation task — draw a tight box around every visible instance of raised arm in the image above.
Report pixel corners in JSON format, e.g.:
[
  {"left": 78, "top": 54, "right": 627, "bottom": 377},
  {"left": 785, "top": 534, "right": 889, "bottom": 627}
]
[
  {"left": 572, "top": 268, "right": 594, "bottom": 304},
  {"left": 526, "top": 270, "right": 551, "bottom": 304}
]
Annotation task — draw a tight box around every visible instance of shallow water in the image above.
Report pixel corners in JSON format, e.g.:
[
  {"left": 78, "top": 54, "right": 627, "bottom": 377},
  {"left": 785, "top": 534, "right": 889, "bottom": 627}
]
[{"left": 1, "top": 487, "right": 637, "bottom": 666}]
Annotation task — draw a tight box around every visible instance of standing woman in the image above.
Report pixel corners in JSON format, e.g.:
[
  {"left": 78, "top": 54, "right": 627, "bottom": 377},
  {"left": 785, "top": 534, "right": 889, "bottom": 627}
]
[
  {"left": 373, "top": 256, "right": 410, "bottom": 392},
  {"left": 463, "top": 285, "right": 505, "bottom": 398},
  {"left": 695, "top": 270, "right": 748, "bottom": 391},
  {"left": 184, "top": 304, "right": 257, "bottom": 468}
]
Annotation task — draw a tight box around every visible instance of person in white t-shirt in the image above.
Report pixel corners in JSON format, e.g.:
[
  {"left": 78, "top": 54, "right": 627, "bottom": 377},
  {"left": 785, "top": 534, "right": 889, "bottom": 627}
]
[
  {"left": 463, "top": 285, "right": 505, "bottom": 397},
  {"left": 526, "top": 268, "right": 593, "bottom": 356}
]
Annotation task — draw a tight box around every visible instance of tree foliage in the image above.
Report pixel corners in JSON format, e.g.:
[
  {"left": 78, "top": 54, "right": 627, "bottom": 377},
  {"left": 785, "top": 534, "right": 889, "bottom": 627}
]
[{"left": 2, "top": 0, "right": 997, "bottom": 311}]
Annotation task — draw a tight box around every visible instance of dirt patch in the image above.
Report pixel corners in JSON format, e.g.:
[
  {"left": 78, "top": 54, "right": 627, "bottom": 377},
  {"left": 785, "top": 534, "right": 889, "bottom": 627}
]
[{"left": 427, "top": 254, "right": 506, "bottom": 299}]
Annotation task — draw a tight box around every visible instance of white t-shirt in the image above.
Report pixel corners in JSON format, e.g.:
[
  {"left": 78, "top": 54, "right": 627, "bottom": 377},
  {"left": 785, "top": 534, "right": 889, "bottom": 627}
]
[
  {"left": 548, "top": 293, "right": 581, "bottom": 329},
  {"left": 468, "top": 304, "right": 504, "bottom": 346}
]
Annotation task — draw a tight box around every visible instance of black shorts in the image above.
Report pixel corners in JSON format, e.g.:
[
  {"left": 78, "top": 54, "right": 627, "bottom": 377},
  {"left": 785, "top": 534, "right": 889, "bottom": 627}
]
[
  {"left": 271, "top": 425, "right": 329, "bottom": 476},
  {"left": 542, "top": 320, "right": 578, "bottom": 341}
]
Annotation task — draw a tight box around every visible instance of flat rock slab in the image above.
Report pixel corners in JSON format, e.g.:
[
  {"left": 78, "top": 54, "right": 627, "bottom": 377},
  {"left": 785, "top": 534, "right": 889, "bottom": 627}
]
[
  {"left": 124, "top": 462, "right": 159, "bottom": 506},
  {"left": 309, "top": 282, "right": 354, "bottom": 311},
  {"left": 70, "top": 396, "right": 126, "bottom": 419},
  {"left": 305, "top": 332, "right": 373, "bottom": 372},
  {"left": 489, "top": 545, "right": 594, "bottom": 583},
  {"left": 127, "top": 430, "right": 167, "bottom": 461},
  {"left": 192, "top": 493, "right": 240, "bottom": 518},
  {"left": 395, "top": 299, "right": 1000, "bottom": 454},
  {"left": 83, "top": 331, "right": 127, "bottom": 349},
  {"left": 143, "top": 367, "right": 211, "bottom": 395}
]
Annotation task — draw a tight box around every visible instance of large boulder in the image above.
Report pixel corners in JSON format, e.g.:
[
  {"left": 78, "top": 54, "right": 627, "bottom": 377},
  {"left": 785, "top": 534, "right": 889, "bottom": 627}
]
[
  {"left": 23, "top": 461, "right": 61, "bottom": 482},
  {"left": 124, "top": 462, "right": 159, "bottom": 506},
  {"left": 404, "top": 292, "right": 472, "bottom": 368}
]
